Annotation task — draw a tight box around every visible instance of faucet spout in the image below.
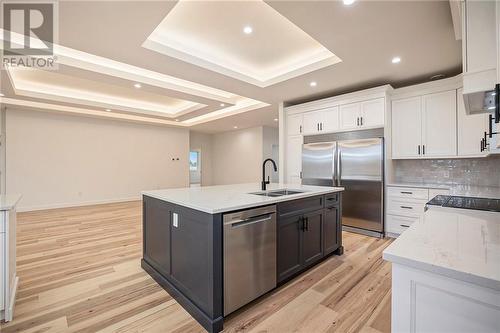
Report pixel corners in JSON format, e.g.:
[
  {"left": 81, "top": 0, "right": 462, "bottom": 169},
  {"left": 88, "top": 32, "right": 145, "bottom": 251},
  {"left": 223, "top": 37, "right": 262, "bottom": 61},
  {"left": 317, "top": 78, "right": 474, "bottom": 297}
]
[{"left": 262, "top": 158, "right": 278, "bottom": 191}]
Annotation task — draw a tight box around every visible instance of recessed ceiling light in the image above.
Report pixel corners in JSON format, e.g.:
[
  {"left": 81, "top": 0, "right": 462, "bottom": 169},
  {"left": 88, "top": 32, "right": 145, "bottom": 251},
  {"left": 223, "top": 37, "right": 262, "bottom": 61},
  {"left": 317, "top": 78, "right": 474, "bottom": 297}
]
[
  {"left": 175, "top": 119, "right": 180, "bottom": 122},
  {"left": 220, "top": 103, "right": 225, "bottom": 107},
  {"left": 233, "top": 126, "right": 238, "bottom": 129},
  {"left": 310, "top": 81, "right": 317, "bottom": 87},
  {"left": 105, "top": 108, "right": 111, "bottom": 112},
  {"left": 243, "top": 26, "right": 253, "bottom": 34},
  {"left": 133, "top": 83, "right": 142, "bottom": 88},
  {"left": 274, "top": 118, "right": 278, "bottom": 122},
  {"left": 343, "top": 0, "right": 355, "bottom": 5},
  {"left": 391, "top": 57, "right": 401, "bottom": 64}
]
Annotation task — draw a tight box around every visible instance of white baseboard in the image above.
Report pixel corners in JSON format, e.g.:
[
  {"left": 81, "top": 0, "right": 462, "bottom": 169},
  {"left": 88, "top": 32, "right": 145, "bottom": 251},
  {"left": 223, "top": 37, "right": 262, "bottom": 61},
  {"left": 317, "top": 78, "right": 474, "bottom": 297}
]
[{"left": 17, "top": 196, "right": 140, "bottom": 212}]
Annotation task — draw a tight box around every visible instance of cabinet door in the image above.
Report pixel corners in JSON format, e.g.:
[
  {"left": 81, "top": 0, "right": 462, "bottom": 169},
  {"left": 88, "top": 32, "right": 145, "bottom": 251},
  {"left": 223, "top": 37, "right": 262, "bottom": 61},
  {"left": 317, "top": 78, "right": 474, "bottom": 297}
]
[
  {"left": 302, "top": 210, "right": 323, "bottom": 267},
  {"left": 322, "top": 106, "right": 340, "bottom": 133},
  {"left": 287, "top": 114, "right": 303, "bottom": 136},
  {"left": 422, "top": 90, "right": 457, "bottom": 157},
  {"left": 340, "top": 102, "right": 361, "bottom": 130},
  {"left": 391, "top": 97, "right": 422, "bottom": 158},
  {"left": 286, "top": 135, "right": 303, "bottom": 184},
  {"left": 323, "top": 207, "right": 339, "bottom": 255},
  {"left": 0, "top": 233, "right": 4, "bottom": 311},
  {"left": 361, "top": 98, "right": 385, "bottom": 128},
  {"left": 143, "top": 197, "right": 171, "bottom": 277},
  {"left": 277, "top": 215, "right": 302, "bottom": 282},
  {"left": 457, "top": 88, "right": 488, "bottom": 156},
  {"left": 302, "top": 111, "right": 323, "bottom": 135}
]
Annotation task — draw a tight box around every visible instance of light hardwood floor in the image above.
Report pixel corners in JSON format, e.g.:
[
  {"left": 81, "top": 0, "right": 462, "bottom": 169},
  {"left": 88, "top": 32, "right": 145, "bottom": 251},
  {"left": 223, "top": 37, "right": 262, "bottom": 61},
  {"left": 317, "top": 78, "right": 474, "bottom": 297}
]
[{"left": 0, "top": 201, "right": 392, "bottom": 333}]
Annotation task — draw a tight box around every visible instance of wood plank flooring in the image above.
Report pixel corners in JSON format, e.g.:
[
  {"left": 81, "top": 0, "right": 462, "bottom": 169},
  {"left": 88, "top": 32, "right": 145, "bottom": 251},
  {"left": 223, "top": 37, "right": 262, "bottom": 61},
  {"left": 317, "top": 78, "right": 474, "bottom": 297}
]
[{"left": 0, "top": 201, "right": 393, "bottom": 333}]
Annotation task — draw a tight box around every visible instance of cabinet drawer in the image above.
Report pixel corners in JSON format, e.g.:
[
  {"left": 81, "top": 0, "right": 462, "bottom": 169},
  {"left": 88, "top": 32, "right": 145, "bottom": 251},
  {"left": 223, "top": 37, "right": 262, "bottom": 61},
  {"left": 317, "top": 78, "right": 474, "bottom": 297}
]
[
  {"left": 278, "top": 195, "right": 323, "bottom": 217},
  {"left": 324, "top": 193, "right": 339, "bottom": 207},
  {"left": 386, "top": 214, "right": 420, "bottom": 235},
  {"left": 387, "top": 197, "right": 427, "bottom": 217},
  {"left": 387, "top": 186, "right": 429, "bottom": 200}
]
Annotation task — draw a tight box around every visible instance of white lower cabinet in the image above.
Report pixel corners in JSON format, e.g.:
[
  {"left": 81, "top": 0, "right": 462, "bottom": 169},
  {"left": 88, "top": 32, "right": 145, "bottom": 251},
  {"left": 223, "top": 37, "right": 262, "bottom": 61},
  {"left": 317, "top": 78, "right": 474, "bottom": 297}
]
[
  {"left": 286, "top": 135, "right": 303, "bottom": 185},
  {"left": 386, "top": 186, "right": 449, "bottom": 237},
  {"left": 392, "top": 264, "right": 500, "bottom": 333}
]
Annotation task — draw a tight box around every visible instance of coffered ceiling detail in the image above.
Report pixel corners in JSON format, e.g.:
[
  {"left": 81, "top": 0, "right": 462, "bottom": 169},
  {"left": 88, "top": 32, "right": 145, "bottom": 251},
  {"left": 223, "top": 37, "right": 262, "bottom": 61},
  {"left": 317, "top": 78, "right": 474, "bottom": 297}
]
[{"left": 143, "top": 0, "right": 342, "bottom": 87}]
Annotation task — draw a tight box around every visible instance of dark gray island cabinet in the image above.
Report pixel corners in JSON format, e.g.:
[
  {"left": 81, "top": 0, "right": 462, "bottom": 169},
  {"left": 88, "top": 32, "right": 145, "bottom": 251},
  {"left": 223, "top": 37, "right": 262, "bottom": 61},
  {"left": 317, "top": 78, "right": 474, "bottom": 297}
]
[{"left": 141, "top": 186, "right": 343, "bottom": 333}]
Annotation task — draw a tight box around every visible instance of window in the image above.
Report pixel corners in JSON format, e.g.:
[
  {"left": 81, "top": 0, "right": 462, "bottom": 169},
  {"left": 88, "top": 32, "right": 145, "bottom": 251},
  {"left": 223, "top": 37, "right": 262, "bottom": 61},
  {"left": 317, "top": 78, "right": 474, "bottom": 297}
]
[{"left": 189, "top": 151, "right": 199, "bottom": 171}]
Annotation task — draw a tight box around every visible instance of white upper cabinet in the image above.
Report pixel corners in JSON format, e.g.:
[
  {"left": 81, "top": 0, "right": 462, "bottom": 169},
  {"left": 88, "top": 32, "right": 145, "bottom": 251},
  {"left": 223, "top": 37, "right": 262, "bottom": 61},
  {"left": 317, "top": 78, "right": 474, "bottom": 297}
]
[
  {"left": 422, "top": 90, "right": 457, "bottom": 157},
  {"left": 392, "top": 96, "right": 422, "bottom": 159},
  {"left": 361, "top": 98, "right": 385, "bottom": 128},
  {"left": 287, "top": 114, "right": 303, "bottom": 136},
  {"left": 286, "top": 135, "right": 303, "bottom": 185},
  {"left": 457, "top": 88, "right": 489, "bottom": 156},
  {"left": 302, "top": 107, "right": 339, "bottom": 135},
  {"left": 322, "top": 106, "right": 340, "bottom": 133},
  {"left": 339, "top": 102, "right": 361, "bottom": 130},
  {"left": 340, "top": 98, "right": 384, "bottom": 130},
  {"left": 392, "top": 90, "right": 458, "bottom": 159}
]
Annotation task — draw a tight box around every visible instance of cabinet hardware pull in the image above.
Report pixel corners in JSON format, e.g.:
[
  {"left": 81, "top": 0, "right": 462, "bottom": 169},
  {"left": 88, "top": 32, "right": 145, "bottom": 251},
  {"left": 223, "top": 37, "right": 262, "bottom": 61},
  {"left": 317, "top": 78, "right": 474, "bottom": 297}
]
[
  {"left": 299, "top": 125, "right": 302, "bottom": 133},
  {"left": 400, "top": 224, "right": 410, "bottom": 228},
  {"left": 418, "top": 145, "right": 420, "bottom": 155},
  {"left": 422, "top": 145, "right": 425, "bottom": 155},
  {"left": 305, "top": 217, "right": 309, "bottom": 231},
  {"left": 317, "top": 123, "right": 319, "bottom": 131},
  {"left": 327, "top": 197, "right": 336, "bottom": 201},
  {"left": 360, "top": 117, "right": 363, "bottom": 126},
  {"left": 321, "top": 122, "right": 323, "bottom": 131},
  {"left": 400, "top": 191, "right": 413, "bottom": 194},
  {"left": 400, "top": 206, "right": 413, "bottom": 209},
  {"left": 357, "top": 117, "right": 359, "bottom": 126}
]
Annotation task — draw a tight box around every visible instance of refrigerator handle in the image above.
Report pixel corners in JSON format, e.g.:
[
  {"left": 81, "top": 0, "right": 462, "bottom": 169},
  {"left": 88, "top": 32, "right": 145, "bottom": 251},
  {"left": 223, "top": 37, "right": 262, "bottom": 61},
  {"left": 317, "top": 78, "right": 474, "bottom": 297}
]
[{"left": 336, "top": 145, "right": 342, "bottom": 186}]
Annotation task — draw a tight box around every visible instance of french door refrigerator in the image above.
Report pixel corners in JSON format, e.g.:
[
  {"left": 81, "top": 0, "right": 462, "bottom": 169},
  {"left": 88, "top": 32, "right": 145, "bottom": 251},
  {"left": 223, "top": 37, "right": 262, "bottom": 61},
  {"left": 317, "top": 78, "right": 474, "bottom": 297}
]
[{"left": 302, "top": 130, "right": 384, "bottom": 236}]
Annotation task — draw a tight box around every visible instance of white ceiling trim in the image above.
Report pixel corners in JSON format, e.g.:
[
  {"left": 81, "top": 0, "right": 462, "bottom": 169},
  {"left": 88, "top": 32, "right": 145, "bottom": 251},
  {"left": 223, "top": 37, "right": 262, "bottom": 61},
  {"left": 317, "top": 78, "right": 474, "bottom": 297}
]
[
  {"left": 143, "top": 37, "right": 341, "bottom": 88},
  {"left": 0, "top": 97, "right": 186, "bottom": 127},
  {"left": 0, "top": 29, "right": 270, "bottom": 125}
]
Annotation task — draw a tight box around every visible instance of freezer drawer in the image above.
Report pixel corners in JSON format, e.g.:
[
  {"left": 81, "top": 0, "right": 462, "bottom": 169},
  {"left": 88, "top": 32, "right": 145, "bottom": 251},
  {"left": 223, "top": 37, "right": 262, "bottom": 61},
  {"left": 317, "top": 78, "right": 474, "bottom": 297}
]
[{"left": 341, "top": 180, "right": 383, "bottom": 232}]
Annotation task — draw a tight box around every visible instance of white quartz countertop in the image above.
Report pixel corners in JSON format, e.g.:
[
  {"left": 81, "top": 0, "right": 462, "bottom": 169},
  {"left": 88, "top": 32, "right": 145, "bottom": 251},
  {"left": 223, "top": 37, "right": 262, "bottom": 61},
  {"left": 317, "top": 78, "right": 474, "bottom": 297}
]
[
  {"left": 383, "top": 206, "right": 500, "bottom": 291},
  {"left": 387, "top": 182, "right": 500, "bottom": 200},
  {"left": 0, "top": 194, "right": 22, "bottom": 211},
  {"left": 142, "top": 183, "right": 344, "bottom": 214}
]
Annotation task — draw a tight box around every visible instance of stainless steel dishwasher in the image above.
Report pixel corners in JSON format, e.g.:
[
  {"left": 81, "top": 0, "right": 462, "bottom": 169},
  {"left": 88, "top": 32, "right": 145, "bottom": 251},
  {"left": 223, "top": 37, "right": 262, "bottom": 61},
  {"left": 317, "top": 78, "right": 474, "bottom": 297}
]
[{"left": 223, "top": 205, "right": 277, "bottom": 316}]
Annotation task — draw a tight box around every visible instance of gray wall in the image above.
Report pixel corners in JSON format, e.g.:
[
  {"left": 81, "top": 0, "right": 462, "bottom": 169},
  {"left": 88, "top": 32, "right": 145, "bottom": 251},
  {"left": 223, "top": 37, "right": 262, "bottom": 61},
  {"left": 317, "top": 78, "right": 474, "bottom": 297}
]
[{"left": 394, "top": 156, "right": 500, "bottom": 187}]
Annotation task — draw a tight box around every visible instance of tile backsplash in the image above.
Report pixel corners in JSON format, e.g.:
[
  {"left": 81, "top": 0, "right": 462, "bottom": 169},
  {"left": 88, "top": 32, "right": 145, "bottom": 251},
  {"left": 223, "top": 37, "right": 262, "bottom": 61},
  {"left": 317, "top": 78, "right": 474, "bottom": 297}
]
[{"left": 394, "top": 156, "right": 500, "bottom": 187}]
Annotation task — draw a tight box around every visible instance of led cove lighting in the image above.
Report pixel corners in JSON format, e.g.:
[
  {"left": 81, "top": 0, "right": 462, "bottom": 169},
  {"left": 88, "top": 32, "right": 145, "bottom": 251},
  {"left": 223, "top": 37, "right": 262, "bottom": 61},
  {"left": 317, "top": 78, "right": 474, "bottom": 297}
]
[
  {"left": 343, "top": 0, "right": 355, "bottom": 5},
  {"left": 243, "top": 26, "right": 253, "bottom": 34},
  {"left": 134, "top": 83, "right": 142, "bottom": 88},
  {"left": 392, "top": 57, "right": 401, "bottom": 64},
  {"left": 310, "top": 81, "right": 317, "bottom": 87}
]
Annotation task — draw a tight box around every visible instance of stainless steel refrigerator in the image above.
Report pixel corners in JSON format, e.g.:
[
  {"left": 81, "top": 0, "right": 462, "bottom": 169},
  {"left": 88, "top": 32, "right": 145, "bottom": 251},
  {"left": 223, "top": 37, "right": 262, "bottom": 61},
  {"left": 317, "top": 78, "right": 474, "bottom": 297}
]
[{"left": 302, "top": 129, "right": 384, "bottom": 236}]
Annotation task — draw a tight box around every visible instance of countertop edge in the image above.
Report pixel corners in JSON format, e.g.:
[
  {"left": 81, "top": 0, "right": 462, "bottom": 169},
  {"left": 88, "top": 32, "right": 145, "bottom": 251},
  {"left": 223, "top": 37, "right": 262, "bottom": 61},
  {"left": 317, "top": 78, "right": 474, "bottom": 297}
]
[
  {"left": 383, "top": 248, "right": 500, "bottom": 292},
  {"left": 142, "top": 187, "right": 344, "bottom": 214}
]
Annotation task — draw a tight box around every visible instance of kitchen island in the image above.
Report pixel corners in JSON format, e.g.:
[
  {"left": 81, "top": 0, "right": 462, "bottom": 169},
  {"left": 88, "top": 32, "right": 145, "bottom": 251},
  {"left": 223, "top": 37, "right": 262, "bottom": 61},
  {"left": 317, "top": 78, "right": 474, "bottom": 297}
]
[
  {"left": 383, "top": 205, "right": 500, "bottom": 332},
  {"left": 141, "top": 183, "right": 344, "bottom": 333}
]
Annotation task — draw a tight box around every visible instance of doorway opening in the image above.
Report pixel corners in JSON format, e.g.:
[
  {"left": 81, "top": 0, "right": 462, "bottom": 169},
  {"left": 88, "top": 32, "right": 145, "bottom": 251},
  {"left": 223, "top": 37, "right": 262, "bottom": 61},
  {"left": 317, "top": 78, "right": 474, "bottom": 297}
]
[{"left": 189, "top": 149, "right": 201, "bottom": 187}]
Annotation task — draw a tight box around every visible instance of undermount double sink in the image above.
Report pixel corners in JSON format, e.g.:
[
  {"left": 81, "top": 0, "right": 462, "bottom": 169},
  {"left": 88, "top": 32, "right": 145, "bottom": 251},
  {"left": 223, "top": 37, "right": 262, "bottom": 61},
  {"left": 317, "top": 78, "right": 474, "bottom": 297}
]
[{"left": 249, "top": 189, "right": 306, "bottom": 197}]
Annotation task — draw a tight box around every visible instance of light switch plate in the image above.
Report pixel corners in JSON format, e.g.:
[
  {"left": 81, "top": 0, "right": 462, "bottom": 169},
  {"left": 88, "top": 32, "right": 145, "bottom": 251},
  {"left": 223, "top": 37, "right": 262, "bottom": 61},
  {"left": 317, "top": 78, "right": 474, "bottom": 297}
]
[{"left": 172, "top": 213, "right": 179, "bottom": 227}]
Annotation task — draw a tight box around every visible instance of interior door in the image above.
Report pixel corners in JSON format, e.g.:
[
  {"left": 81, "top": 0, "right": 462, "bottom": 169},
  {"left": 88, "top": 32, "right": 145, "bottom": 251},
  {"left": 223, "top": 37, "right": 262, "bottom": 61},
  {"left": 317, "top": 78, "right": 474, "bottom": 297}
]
[
  {"left": 286, "top": 135, "right": 303, "bottom": 184},
  {"left": 422, "top": 90, "right": 457, "bottom": 157},
  {"left": 391, "top": 97, "right": 422, "bottom": 158},
  {"left": 339, "top": 102, "right": 361, "bottom": 130},
  {"left": 361, "top": 98, "right": 385, "bottom": 128}
]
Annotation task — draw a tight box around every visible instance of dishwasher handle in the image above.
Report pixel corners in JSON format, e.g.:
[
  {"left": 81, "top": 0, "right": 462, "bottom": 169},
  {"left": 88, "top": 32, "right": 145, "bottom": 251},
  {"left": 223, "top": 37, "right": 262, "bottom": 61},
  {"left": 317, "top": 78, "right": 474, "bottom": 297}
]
[{"left": 225, "top": 213, "right": 274, "bottom": 228}]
